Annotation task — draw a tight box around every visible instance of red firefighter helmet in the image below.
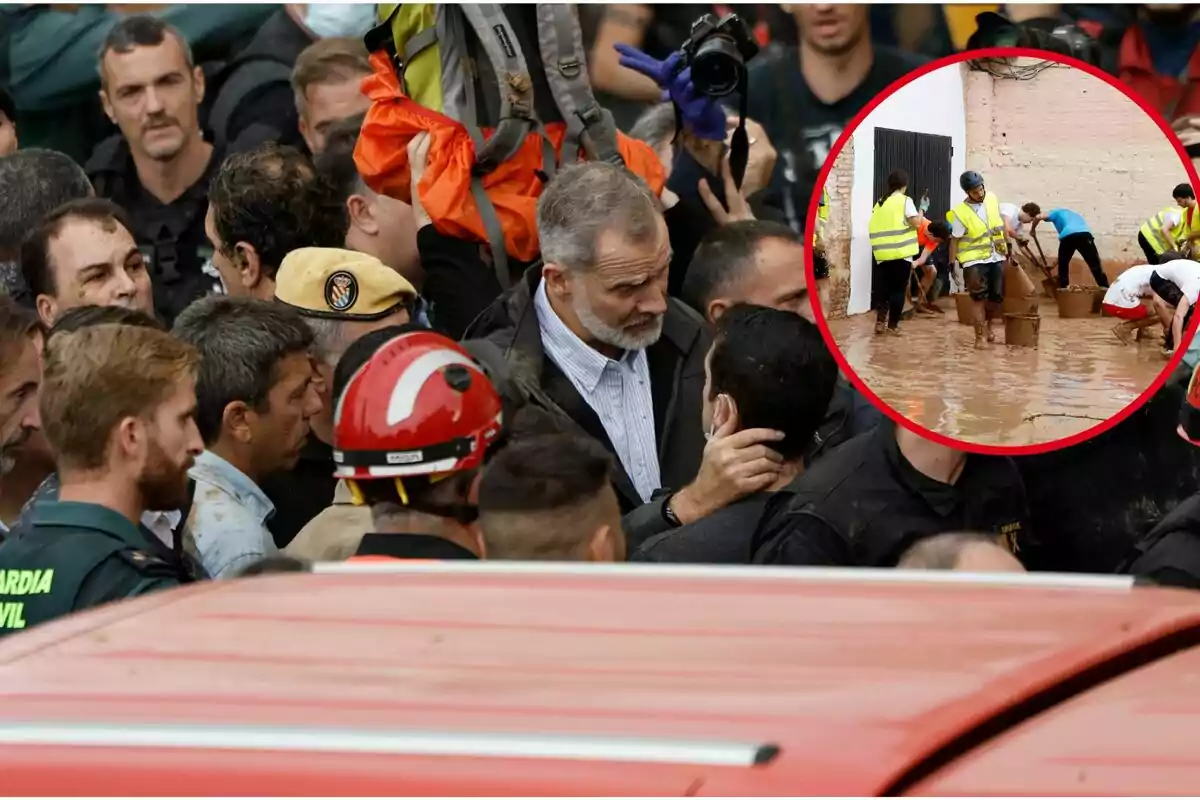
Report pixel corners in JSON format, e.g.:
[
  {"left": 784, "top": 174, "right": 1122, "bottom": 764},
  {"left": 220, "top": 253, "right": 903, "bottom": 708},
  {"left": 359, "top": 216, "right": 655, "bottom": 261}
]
[{"left": 333, "top": 331, "right": 504, "bottom": 481}]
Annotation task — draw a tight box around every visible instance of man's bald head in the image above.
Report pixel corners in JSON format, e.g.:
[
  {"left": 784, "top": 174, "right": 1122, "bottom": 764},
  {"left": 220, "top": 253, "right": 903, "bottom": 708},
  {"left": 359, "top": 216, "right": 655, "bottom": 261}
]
[{"left": 897, "top": 533, "right": 1025, "bottom": 572}]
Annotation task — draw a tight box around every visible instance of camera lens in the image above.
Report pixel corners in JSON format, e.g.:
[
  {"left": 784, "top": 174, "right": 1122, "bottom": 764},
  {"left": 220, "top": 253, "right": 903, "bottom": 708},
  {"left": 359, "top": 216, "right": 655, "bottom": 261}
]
[{"left": 692, "top": 36, "right": 743, "bottom": 97}]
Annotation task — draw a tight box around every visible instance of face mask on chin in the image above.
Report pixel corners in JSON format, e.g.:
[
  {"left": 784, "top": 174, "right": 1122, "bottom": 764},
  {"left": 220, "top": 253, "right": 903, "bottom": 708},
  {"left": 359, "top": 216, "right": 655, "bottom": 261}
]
[{"left": 304, "top": 3, "right": 378, "bottom": 38}]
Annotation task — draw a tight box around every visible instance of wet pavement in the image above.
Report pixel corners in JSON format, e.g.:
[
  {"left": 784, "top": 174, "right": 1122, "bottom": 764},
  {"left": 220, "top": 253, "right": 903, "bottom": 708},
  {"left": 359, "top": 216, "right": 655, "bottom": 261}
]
[{"left": 826, "top": 297, "right": 1173, "bottom": 447}]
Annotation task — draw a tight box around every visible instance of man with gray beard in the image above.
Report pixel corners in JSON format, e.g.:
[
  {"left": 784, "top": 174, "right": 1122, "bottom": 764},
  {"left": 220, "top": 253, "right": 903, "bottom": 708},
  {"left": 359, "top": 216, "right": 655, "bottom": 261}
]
[{"left": 469, "top": 163, "right": 776, "bottom": 551}]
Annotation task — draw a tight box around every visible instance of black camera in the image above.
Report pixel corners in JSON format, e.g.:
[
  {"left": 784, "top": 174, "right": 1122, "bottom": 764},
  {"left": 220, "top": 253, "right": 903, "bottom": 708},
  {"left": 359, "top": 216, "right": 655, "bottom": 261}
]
[{"left": 678, "top": 13, "right": 760, "bottom": 98}]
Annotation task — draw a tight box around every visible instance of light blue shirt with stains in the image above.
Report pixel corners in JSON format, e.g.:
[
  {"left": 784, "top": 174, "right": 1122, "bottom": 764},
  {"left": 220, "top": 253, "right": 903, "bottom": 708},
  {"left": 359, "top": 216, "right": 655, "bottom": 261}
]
[{"left": 186, "top": 450, "right": 277, "bottom": 579}]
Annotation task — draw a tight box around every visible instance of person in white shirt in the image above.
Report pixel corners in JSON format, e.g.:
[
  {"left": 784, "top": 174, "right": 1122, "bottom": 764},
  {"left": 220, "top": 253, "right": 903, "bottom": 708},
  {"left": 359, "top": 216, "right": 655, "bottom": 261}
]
[
  {"left": 999, "top": 202, "right": 1027, "bottom": 247},
  {"left": 1102, "top": 263, "right": 1161, "bottom": 344},
  {"left": 1148, "top": 253, "right": 1200, "bottom": 354}
]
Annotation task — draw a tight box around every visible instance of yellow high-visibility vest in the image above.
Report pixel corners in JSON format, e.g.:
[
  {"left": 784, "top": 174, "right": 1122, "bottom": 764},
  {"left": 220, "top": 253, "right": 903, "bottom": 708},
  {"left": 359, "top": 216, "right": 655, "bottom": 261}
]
[
  {"left": 868, "top": 192, "right": 918, "bottom": 261},
  {"left": 1140, "top": 206, "right": 1184, "bottom": 255},
  {"left": 814, "top": 187, "right": 830, "bottom": 247},
  {"left": 948, "top": 193, "right": 1005, "bottom": 264},
  {"left": 943, "top": 4, "right": 999, "bottom": 50},
  {"left": 1182, "top": 204, "right": 1200, "bottom": 244}
]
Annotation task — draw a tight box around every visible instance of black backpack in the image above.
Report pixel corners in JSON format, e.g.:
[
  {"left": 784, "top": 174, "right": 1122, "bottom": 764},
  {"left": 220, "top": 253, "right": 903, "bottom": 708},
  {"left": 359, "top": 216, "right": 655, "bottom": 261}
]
[{"left": 199, "top": 52, "right": 296, "bottom": 150}]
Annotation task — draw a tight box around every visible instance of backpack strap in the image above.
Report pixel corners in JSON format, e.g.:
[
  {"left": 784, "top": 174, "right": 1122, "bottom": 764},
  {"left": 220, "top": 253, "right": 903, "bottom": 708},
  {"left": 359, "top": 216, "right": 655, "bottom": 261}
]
[
  {"left": 367, "top": 4, "right": 439, "bottom": 98},
  {"left": 457, "top": 4, "right": 537, "bottom": 171},
  {"left": 442, "top": 5, "right": 526, "bottom": 290},
  {"left": 536, "top": 5, "right": 625, "bottom": 169},
  {"left": 207, "top": 53, "right": 296, "bottom": 150}
]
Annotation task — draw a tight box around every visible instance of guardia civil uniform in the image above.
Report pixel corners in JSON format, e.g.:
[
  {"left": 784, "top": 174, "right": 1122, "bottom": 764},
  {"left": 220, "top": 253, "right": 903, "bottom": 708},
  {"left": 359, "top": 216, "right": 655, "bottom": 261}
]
[{"left": 0, "top": 502, "right": 180, "bottom": 636}]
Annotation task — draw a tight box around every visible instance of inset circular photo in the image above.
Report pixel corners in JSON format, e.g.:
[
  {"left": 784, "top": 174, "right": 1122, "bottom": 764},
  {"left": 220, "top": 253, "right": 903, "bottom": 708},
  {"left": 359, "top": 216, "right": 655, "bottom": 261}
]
[{"left": 811, "top": 48, "right": 1200, "bottom": 452}]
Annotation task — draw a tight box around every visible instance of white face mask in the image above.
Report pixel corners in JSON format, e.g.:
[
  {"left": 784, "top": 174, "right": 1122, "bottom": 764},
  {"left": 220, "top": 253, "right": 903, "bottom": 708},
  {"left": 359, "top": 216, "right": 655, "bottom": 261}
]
[{"left": 304, "top": 3, "right": 377, "bottom": 39}]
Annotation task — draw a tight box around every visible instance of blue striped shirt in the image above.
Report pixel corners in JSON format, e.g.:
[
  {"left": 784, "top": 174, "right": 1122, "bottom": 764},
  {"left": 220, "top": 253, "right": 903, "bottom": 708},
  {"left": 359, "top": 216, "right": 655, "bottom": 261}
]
[{"left": 534, "top": 280, "right": 661, "bottom": 502}]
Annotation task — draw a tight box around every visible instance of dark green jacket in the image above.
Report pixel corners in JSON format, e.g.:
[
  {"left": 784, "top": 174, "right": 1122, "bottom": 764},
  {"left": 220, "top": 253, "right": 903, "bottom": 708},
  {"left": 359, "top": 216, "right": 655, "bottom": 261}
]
[{"left": 0, "top": 501, "right": 180, "bottom": 636}]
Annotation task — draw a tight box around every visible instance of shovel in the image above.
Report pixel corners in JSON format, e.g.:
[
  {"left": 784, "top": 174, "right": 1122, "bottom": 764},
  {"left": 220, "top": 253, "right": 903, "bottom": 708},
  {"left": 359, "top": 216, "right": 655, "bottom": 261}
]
[{"left": 1028, "top": 233, "right": 1058, "bottom": 300}]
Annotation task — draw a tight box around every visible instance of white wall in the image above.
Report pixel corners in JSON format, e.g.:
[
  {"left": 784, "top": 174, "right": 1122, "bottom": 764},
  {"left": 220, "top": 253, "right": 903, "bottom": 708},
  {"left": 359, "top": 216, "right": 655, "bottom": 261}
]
[{"left": 848, "top": 65, "right": 967, "bottom": 314}]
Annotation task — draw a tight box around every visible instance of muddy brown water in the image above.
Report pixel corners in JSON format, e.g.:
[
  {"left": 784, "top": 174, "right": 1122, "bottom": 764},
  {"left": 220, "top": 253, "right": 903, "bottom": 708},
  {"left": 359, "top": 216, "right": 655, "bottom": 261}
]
[{"left": 827, "top": 298, "right": 1172, "bottom": 447}]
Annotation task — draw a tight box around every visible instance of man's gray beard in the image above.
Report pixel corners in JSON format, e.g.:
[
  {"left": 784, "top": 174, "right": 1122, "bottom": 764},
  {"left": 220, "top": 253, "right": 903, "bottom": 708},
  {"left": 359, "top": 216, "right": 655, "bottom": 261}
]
[{"left": 572, "top": 286, "right": 664, "bottom": 352}]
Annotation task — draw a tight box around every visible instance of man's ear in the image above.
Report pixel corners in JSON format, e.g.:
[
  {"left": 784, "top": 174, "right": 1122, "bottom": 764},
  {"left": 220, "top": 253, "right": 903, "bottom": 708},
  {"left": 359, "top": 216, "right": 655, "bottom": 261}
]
[
  {"left": 192, "top": 64, "right": 206, "bottom": 104},
  {"left": 347, "top": 194, "right": 379, "bottom": 236},
  {"left": 99, "top": 86, "right": 116, "bottom": 125},
  {"left": 298, "top": 114, "right": 315, "bottom": 154},
  {"left": 712, "top": 392, "right": 740, "bottom": 432},
  {"left": 542, "top": 263, "right": 572, "bottom": 301},
  {"left": 97, "top": 60, "right": 116, "bottom": 124},
  {"left": 587, "top": 524, "right": 616, "bottom": 562},
  {"left": 473, "top": 527, "right": 487, "bottom": 560},
  {"left": 221, "top": 400, "right": 254, "bottom": 444},
  {"left": 234, "top": 242, "right": 263, "bottom": 289},
  {"left": 708, "top": 298, "right": 729, "bottom": 323},
  {"left": 35, "top": 295, "right": 58, "bottom": 330},
  {"left": 113, "top": 414, "right": 147, "bottom": 467}
]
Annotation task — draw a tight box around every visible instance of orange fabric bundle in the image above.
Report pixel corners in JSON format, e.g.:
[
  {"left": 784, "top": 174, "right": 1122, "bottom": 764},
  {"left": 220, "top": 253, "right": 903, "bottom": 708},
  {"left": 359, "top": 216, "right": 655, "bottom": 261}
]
[{"left": 354, "top": 52, "right": 666, "bottom": 264}]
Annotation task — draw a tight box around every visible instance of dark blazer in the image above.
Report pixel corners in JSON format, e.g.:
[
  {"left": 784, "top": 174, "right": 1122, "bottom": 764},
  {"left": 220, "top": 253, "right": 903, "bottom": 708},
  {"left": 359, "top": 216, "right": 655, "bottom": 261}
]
[{"left": 466, "top": 265, "right": 710, "bottom": 522}]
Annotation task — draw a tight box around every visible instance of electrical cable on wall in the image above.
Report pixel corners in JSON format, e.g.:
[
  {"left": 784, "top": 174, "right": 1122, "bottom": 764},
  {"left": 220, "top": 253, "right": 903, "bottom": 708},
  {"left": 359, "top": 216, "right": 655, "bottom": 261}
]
[{"left": 967, "top": 58, "right": 1066, "bottom": 80}]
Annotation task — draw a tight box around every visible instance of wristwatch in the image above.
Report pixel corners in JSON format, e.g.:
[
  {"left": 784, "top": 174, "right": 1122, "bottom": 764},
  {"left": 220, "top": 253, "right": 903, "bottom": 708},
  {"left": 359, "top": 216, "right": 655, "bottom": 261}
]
[{"left": 661, "top": 493, "right": 683, "bottom": 528}]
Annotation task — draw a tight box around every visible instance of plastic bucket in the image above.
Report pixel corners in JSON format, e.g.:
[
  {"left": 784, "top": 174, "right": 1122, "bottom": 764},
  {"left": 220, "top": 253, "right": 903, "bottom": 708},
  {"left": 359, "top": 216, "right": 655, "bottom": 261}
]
[
  {"left": 954, "top": 293, "right": 974, "bottom": 325},
  {"left": 1005, "top": 313, "right": 1040, "bottom": 347},
  {"left": 1055, "top": 288, "right": 1095, "bottom": 318},
  {"left": 1002, "top": 297, "right": 1039, "bottom": 316}
]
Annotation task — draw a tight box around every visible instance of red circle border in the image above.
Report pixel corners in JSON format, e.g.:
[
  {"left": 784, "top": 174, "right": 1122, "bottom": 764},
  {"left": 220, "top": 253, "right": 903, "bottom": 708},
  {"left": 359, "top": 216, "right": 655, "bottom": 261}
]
[{"left": 804, "top": 45, "right": 1200, "bottom": 457}]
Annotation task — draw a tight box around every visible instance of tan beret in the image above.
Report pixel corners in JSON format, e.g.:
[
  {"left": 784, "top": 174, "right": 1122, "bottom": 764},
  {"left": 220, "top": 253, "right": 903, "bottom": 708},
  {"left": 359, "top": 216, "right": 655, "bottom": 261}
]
[{"left": 275, "top": 247, "right": 416, "bottom": 320}]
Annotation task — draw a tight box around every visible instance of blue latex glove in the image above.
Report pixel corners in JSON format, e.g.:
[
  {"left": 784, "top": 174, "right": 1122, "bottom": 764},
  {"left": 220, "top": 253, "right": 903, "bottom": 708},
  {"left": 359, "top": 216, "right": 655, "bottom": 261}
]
[{"left": 614, "top": 43, "right": 727, "bottom": 142}]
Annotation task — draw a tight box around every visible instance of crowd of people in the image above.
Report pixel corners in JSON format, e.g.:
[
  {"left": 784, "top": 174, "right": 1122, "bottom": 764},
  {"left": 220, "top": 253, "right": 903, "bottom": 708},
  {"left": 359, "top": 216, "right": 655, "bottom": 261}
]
[
  {"left": 0, "top": 4, "right": 1199, "bottom": 635},
  {"left": 859, "top": 166, "right": 1200, "bottom": 353}
]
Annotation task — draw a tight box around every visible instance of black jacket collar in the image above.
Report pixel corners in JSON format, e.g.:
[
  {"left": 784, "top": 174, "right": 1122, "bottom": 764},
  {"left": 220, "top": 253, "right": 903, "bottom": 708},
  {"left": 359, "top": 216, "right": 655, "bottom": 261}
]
[
  {"left": 468, "top": 264, "right": 706, "bottom": 508},
  {"left": 356, "top": 533, "right": 478, "bottom": 560}
]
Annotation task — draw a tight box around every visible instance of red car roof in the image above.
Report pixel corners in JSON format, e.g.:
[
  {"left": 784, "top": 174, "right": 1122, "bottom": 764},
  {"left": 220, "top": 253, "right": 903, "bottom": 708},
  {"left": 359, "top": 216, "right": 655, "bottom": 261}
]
[
  {"left": 0, "top": 563, "right": 1198, "bottom": 796},
  {"left": 908, "top": 638, "right": 1200, "bottom": 795}
]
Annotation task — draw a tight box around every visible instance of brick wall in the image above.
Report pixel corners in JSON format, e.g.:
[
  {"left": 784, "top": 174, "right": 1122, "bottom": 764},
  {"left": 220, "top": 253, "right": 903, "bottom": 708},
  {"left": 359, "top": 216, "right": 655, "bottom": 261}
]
[
  {"left": 963, "top": 59, "right": 1189, "bottom": 284},
  {"left": 824, "top": 137, "right": 855, "bottom": 320}
]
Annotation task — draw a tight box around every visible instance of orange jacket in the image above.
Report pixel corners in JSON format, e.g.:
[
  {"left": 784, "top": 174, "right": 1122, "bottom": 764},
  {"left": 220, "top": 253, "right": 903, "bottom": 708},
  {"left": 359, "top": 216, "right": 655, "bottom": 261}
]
[{"left": 353, "top": 52, "right": 667, "bottom": 264}]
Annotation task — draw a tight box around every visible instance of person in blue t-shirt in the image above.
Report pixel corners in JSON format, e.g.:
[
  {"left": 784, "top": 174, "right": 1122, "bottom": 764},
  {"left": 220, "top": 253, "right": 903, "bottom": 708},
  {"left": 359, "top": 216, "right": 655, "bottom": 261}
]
[{"left": 1021, "top": 203, "right": 1110, "bottom": 289}]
